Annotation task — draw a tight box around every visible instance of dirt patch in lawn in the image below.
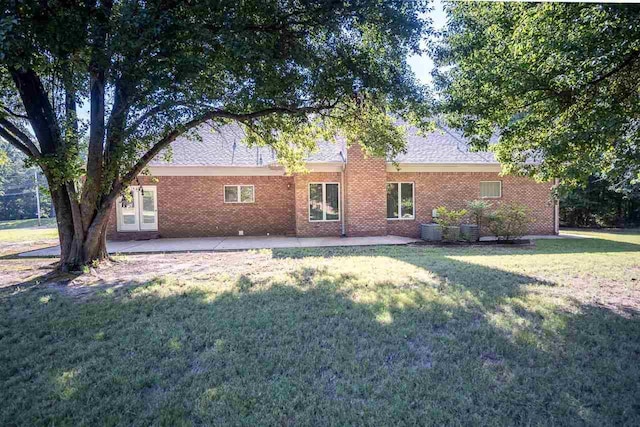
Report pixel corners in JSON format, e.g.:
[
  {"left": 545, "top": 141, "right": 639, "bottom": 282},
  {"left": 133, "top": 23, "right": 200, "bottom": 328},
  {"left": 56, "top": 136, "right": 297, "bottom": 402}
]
[
  {"left": 2, "top": 237, "right": 639, "bottom": 316},
  {"left": 47, "top": 251, "right": 285, "bottom": 299},
  {"left": 0, "top": 236, "right": 282, "bottom": 293}
]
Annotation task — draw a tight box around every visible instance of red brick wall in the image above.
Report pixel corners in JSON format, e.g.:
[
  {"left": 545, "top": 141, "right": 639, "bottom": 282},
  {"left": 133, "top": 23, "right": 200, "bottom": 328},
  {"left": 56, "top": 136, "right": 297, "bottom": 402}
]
[
  {"left": 344, "top": 145, "right": 387, "bottom": 236},
  {"left": 293, "top": 172, "right": 343, "bottom": 237},
  {"left": 385, "top": 172, "right": 556, "bottom": 238},
  {"left": 105, "top": 160, "right": 555, "bottom": 241},
  {"left": 106, "top": 175, "right": 295, "bottom": 240}
]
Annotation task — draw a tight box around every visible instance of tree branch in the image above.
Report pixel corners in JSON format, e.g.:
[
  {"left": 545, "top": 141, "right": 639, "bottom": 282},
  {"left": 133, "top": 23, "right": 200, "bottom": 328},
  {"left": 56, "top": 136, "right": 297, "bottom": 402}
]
[
  {"left": 104, "top": 80, "right": 130, "bottom": 160},
  {"left": 0, "top": 117, "right": 41, "bottom": 157},
  {"left": 587, "top": 48, "right": 640, "bottom": 88},
  {"left": 103, "top": 104, "right": 334, "bottom": 207},
  {"left": 80, "top": 0, "right": 113, "bottom": 230},
  {"left": 0, "top": 105, "right": 29, "bottom": 120},
  {"left": 62, "top": 64, "right": 79, "bottom": 146},
  {"left": 124, "top": 101, "right": 192, "bottom": 137},
  {"left": 9, "top": 67, "right": 61, "bottom": 154},
  {"left": 0, "top": 125, "right": 34, "bottom": 158}
]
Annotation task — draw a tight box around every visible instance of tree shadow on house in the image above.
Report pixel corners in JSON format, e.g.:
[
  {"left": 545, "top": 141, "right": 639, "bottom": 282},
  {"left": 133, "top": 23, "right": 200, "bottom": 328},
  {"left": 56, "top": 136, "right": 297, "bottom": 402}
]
[{"left": 1, "top": 252, "right": 639, "bottom": 425}]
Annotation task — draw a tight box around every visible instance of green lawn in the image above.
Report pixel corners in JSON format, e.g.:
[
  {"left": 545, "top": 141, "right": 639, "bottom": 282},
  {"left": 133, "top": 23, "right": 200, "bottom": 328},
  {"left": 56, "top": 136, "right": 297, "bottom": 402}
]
[
  {"left": 1, "top": 231, "right": 639, "bottom": 425},
  {"left": 0, "top": 227, "right": 58, "bottom": 243},
  {"left": 0, "top": 218, "right": 58, "bottom": 244},
  {"left": 0, "top": 218, "right": 57, "bottom": 230}
]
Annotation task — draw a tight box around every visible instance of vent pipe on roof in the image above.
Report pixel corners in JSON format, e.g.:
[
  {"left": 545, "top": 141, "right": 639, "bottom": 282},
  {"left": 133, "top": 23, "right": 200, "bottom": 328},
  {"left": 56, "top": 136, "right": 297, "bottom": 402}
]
[{"left": 231, "top": 141, "right": 237, "bottom": 164}]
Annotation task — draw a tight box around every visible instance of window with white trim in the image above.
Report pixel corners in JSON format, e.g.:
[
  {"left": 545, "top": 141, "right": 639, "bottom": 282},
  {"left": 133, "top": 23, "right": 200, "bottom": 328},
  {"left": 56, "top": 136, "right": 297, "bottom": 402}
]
[
  {"left": 309, "top": 183, "right": 340, "bottom": 221},
  {"left": 480, "top": 181, "right": 502, "bottom": 198},
  {"left": 387, "top": 182, "right": 415, "bottom": 219},
  {"left": 116, "top": 186, "right": 158, "bottom": 232},
  {"left": 224, "top": 185, "right": 255, "bottom": 203}
]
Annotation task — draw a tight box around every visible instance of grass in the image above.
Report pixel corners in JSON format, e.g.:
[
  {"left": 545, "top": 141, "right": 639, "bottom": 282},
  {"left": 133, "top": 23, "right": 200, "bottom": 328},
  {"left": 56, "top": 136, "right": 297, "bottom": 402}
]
[
  {"left": 0, "top": 218, "right": 57, "bottom": 230},
  {"left": 0, "top": 218, "right": 58, "bottom": 244},
  {"left": 1, "top": 231, "right": 639, "bottom": 425},
  {"left": 0, "top": 227, "right": 58, "bottom": 243}
]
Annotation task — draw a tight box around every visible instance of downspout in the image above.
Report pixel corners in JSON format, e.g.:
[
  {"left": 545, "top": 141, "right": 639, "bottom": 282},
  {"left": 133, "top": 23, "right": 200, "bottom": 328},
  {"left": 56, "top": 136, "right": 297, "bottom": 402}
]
[
  {"left": 554, "top": 178, "right": 560, "bottom": 235},
  {"left": 340, "top": 150, "right": 347, "bottom": 236}
]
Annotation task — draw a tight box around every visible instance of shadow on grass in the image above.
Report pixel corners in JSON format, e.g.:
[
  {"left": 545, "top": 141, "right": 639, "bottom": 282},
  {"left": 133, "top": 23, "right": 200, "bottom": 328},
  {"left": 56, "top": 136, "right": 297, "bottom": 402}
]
[
  {"left": 1, "top": 253, "right": 639, "bottom": 425},
  {"left": 531, "top": 237, "right": 640, "bottom": 255},
  {"left": 470, "top": 237, "right": 640, "bottom": 255}
]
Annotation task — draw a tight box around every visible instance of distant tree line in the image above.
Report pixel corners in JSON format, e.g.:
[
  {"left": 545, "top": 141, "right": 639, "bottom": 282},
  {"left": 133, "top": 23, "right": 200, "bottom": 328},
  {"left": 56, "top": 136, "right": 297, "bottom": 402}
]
[{"left": 560, "top": 178, "right": 640, "bottom": 228}]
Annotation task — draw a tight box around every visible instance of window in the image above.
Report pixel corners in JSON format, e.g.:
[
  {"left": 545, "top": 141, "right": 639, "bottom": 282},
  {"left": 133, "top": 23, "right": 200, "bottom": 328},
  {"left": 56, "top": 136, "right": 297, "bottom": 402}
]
[
  {"left": 224, "top": 185, "right": 254, "bottom": 203},
  {"left": 480, "top": 181, "right": 502, "bottom": 198},
  {"left": 387, "top": 182, "right": 414, "bottom": 219},
  {"left": 116, "top": 186, "right": 158, "bottom": 232},
  {"left": 309, "top": 183, "right": 340, "bottom": 221}
]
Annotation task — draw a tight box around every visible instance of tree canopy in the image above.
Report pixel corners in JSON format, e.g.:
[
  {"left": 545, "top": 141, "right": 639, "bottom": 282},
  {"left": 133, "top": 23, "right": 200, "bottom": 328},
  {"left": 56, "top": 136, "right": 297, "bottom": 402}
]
[
  {"left": 434, "top": 2, "right": 640, "bottom": 191},
  {"left": 0, "top": 0, "right": 429, "bottom": 268}
]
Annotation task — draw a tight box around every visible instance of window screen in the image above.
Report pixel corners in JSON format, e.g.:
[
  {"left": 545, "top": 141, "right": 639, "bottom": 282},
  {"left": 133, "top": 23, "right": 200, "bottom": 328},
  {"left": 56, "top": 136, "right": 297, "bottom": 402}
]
[
  {"left": 480, "top": 181, "right": 501, "bottom": 198},
  {"left": 224, "top": 186, "right": 238, "bottom": 203},
  {"left": 224, "top": 185, "right": 254, "bottom": 203}
]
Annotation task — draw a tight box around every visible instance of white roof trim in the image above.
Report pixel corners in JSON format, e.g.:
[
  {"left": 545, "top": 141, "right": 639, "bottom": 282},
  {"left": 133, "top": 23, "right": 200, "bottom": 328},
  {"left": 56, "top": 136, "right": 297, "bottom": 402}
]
[
  {"left": 387, "top": 162, "right": 502, "bottom": 173},
  {"left": 305, "top": 162, "right": 343, "bottom": 172}
]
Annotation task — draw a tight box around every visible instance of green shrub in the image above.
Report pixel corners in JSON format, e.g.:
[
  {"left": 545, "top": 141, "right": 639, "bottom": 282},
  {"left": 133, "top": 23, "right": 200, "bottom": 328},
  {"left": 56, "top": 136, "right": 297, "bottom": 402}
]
[
  {"left": 466, "top": 199, "right": 492, "bottom": 235},
  {"left": 433, "top": 206, "right": 468, "bottom": 227},
  {"left": 487, "top": 202, "right": 531, "bottom": 240},
  {"left": 434, "top": 207, "right": 468, "bottom": 241}
]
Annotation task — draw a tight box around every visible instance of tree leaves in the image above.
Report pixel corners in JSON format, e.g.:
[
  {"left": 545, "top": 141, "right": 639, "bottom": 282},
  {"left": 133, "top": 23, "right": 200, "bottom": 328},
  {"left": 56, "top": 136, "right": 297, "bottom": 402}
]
[
  {"left": 1, "top": 0, "right": 431, "bottom": 185},
  {"left": 435, "top": 2, "right": 640, "bottom": 191}
]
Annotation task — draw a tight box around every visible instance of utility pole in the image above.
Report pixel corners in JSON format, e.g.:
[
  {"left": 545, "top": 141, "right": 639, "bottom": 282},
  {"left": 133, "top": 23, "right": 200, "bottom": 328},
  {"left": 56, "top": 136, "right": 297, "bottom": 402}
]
[{"left": 34, "top": 168, "right": 41, "bottom": 226}]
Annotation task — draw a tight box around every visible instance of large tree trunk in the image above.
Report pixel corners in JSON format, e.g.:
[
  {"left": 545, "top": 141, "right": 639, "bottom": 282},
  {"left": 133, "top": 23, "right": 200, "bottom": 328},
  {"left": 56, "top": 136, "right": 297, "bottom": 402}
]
[
  {"left": 57, "top": 219, "right": 110, "bottom": 272},
  {"left": 51, "top": 185, "right": 113, "bottom": 271}
]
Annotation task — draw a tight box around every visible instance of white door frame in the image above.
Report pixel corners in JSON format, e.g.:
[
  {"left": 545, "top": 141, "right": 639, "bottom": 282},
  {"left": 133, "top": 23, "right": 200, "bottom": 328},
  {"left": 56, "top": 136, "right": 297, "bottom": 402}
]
[
  {"left": 116, "top": 188, "right": 140, "bottom": 231},
  {"left": 116, "top": 186, "right": 158, "bottom": 232},
  {"left": 139, "top": 186, "right": 158, "bottom": 231}
]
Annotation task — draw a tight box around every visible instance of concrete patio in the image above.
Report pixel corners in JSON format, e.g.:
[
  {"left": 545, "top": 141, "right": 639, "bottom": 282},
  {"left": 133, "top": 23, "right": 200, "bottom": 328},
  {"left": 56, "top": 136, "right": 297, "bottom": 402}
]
[{"left": 18, "top": 235, "right": 422, "bottom": 257}]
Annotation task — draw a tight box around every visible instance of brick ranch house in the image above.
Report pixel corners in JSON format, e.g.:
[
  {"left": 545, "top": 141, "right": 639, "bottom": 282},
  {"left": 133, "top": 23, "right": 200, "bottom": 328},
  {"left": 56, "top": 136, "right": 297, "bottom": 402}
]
[{"left": 106, "top": 123, "right": 559, "bottom": 240}]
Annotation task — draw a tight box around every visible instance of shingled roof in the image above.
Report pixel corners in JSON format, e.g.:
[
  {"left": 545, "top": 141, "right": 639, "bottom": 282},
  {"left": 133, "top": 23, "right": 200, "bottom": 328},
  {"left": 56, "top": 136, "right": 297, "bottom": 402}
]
[
  {"left": 149, "top": 122, "right": 498, "bottom": 167},
  {"left": 391, "top": 124, "right": 497, "bottom": 164}
]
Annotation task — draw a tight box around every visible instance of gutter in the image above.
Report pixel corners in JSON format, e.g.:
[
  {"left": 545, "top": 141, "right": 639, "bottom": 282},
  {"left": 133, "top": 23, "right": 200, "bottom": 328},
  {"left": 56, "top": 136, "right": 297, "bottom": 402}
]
[
  {"left": 339, "top": 150, "right": 347, "bottom": 236},
  {"left": 554, "top": 178, "right": 560, "bottom": 234}
]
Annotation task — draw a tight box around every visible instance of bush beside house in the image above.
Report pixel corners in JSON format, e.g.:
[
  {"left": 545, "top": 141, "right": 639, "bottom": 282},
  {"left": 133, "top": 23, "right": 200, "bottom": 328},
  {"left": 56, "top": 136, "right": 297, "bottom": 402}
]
[
  {"left": 486, "top": 202, "right": 531, "bottom": 241},
  {"left": 433, "top": 206, "right": 468, "bottom": 242}
]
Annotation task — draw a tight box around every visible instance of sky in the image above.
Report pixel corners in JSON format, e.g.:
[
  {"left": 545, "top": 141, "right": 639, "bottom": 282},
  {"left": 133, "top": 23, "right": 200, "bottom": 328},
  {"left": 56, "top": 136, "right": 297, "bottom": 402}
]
[{"left": 407, "top": 0, "right": 448, "bottom": 85}]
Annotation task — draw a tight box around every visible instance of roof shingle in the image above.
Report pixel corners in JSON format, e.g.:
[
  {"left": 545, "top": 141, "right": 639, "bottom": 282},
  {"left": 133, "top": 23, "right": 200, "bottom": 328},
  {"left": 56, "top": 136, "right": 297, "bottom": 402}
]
[{"left": 149, "top": 122, "right": 498, "bottom": 166}]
